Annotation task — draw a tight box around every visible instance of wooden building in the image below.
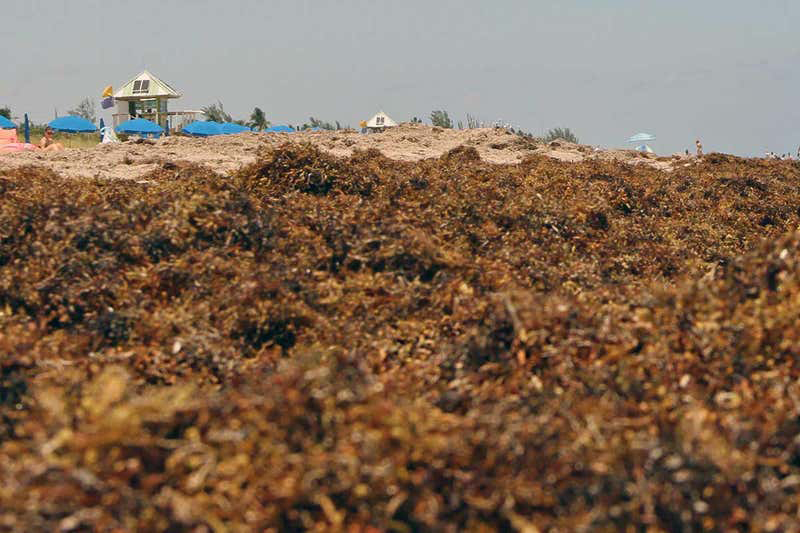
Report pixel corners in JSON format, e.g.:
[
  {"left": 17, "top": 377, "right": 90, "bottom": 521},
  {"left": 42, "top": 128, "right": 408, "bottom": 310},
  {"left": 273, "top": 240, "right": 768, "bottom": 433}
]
[{"left": 112, "top": 71, "right": 199, "bottom": 132}]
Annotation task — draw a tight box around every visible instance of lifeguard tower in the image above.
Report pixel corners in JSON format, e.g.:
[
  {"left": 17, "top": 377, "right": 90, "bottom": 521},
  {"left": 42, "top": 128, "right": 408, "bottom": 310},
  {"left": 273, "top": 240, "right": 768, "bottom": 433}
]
[{"left": 112, "top": 70, "right": 200, "bottom": 133}]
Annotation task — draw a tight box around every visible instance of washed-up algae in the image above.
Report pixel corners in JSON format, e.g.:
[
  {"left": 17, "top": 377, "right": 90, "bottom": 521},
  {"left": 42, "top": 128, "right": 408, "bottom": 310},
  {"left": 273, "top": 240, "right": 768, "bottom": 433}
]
[{"left": 1, "top": 145, "right": 800, "bottom": 530}]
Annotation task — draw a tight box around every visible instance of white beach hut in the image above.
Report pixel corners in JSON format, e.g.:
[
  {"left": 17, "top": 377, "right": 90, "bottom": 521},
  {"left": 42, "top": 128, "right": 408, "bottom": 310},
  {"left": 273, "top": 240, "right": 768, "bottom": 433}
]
[
  {"left": 112, "top": 70, "right": 199, "bottom": 133},
  {"left": 366, "top": 110, "right": 397, "bottom": 132}
]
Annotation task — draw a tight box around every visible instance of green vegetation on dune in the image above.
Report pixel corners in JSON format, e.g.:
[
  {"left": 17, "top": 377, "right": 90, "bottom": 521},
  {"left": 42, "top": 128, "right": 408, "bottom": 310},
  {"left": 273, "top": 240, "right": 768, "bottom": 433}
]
[
  {"left": 430, "top": 109, "right": 453, "bottom": 128},
  {"left": 544, "top": 127, "right": 579, "bottom": 143}
]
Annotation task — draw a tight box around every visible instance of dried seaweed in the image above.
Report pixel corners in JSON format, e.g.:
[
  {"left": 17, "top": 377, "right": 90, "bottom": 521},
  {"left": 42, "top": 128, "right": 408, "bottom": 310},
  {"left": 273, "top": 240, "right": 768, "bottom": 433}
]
[{"left": 1, "top": 146, "right": 800, "bottom": 530}]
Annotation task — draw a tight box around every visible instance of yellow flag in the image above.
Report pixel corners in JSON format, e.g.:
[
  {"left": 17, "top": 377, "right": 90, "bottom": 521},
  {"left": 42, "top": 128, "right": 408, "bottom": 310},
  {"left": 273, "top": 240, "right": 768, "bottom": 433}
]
[{"left": 102, "top": 85, "right": 113, "bottom": 97}]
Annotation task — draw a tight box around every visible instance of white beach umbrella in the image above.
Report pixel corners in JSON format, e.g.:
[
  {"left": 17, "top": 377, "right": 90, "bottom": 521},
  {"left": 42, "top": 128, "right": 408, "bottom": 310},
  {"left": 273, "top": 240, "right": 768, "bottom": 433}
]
[{"left": 627, "top": 132, "right": 656, "bottom": 143}]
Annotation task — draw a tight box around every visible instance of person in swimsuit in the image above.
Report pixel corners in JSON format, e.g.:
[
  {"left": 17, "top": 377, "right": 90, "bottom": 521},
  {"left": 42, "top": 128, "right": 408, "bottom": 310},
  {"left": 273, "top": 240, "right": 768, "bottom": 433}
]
[
  {"left": 695, "top": 139, "right": 703, "bottom": 157},
  {"left": 39, "top": 127, "right": 65, "bottom": 151}
]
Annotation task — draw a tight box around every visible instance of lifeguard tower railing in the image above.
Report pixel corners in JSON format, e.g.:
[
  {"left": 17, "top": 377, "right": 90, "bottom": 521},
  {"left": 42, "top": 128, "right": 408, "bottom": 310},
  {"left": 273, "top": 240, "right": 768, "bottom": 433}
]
[{"left": 112, "top": 111, "right": 202, "bottom": 133}]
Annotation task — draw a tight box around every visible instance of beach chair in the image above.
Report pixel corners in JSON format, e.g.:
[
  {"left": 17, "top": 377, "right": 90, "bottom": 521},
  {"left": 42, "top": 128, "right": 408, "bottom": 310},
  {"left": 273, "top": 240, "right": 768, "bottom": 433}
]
[{"left": 100, "top": 126, "right": 120, "bottom": 144}]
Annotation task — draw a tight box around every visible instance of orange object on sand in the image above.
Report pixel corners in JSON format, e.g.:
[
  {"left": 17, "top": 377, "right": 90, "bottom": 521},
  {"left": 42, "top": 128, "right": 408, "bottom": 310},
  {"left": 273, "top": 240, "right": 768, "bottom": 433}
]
[{"left": 0, "top": 128, "right": 18, "bottom": 145}]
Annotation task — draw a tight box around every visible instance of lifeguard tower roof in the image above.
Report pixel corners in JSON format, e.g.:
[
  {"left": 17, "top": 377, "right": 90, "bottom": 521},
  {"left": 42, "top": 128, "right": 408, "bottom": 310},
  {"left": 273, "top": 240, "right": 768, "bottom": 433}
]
[
  {"left": 113, "top": 70, "right": 181, "bottom": 100},
  {"left": 366, "top": 110, "right": 397, "bottom": 129}
]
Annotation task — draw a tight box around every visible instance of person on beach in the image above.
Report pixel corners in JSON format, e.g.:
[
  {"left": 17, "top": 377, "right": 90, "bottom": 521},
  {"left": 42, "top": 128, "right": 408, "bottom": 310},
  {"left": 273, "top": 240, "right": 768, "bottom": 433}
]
[
  {"left": 695, "top": 139, "right": 703, "bottom": 157},
  {"left": 38, "top": 127, "right": 64, "bottom": 152}
]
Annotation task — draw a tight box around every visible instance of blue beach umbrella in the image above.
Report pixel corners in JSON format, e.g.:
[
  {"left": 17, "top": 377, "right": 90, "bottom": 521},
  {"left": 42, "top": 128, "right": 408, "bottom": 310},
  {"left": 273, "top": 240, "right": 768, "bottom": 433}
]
[
  {"left": 49, "top": 115, "right": 97, "bottom": 133},
  {"left": 219, "top": 122, "right": 250, "bottom": 134},
  {"left": 116, "top": 118, "right": 164, "bottom": 136},
  {"left": 0, "top": 115, "right": 16, "bottom": 129},
  {"left": 182, "top": 121, "right": 223, "bottom": 136},
  {"left": 264, "top": 125, "right": 294, "bottom": 133}
]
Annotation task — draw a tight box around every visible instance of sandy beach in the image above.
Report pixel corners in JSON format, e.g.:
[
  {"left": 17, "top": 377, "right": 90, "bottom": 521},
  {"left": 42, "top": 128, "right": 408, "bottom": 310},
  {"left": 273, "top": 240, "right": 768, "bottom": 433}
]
[{"left": 0, "top": 124, "right": 680, "bottom": 181}]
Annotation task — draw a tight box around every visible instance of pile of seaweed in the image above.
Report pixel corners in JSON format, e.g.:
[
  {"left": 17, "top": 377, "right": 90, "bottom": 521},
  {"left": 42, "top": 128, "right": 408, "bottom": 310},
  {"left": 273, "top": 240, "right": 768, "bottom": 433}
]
[{"left": 1, "top": 145, "right": 800, "bottom": 530}]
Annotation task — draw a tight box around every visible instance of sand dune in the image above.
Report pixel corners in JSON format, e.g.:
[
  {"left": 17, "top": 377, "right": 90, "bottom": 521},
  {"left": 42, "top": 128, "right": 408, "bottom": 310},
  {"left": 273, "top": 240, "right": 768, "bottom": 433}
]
[{"left": 0, "top": 124, "right": 679, "bottom": 181}]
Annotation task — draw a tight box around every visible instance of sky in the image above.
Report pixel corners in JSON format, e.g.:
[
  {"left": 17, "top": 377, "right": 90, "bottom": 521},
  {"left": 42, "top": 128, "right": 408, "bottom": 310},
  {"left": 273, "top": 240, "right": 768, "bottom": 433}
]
[{"left": 2, "top": 0, "right": 798, "bottom": 156}]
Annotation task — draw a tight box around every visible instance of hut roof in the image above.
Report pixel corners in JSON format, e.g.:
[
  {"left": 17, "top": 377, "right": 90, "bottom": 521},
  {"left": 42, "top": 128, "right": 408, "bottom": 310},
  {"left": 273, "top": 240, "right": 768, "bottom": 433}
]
[
  {"left": 113, "top": 70, "right": 181, "bottom": 100},
  {"left": 366, "top": 110, "right": 397, "bottom": 128}
]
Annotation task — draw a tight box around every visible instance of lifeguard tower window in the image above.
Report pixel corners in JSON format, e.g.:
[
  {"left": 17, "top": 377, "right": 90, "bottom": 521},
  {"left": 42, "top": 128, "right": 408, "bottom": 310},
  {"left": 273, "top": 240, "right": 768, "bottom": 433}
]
[
  {"left": 377, "top": 117, "right": 384, "bottom": 125},
  {"left": 132, "top": 80, "right": 150, "bottom": 94},
  {"left": 134, "top": 99, "right": 161, "bottom": 114}
]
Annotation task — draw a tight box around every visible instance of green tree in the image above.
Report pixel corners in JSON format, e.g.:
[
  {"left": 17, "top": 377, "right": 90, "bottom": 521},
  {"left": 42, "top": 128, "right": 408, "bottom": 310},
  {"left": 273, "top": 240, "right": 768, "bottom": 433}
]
[
  {"left": 430, "top": 110, "right": 453, "bottom": 128},
  {"left": 248, "top": 107, "right": 270, "bottom": 131},
  {"left": 308, "top": 117, "right": 337, "bottom": 130},
  {"left": 0, "top": 107, "right": 10, "bottom": 119},
  {"left": 202, "top": 101, "right": 232, "bottom": 123},
  {"left": 466, "top": 114, "right": 481, "bottom": 129},
  {"left": 68, "top": 98, "right": 96, "bottom": 123},
  {"left": 544, "top": 127, "right": 579, "bottom": 144}
]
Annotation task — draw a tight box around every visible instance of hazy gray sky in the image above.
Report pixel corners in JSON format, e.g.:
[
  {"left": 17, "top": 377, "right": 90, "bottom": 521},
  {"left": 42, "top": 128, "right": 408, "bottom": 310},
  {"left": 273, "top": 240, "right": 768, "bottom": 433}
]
[{"left": 3, "top": 0, "right": 798, "bottom": 155}]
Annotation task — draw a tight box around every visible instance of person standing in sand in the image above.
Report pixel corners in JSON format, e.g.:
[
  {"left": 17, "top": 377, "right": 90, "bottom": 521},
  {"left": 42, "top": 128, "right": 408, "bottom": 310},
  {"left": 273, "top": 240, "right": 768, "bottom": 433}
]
[
  {"left": 695, "top": 139, "right": 703, "bottom": 157},
  {"left": 38, "top": 127, "right": 64, "bottom": 152}
]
